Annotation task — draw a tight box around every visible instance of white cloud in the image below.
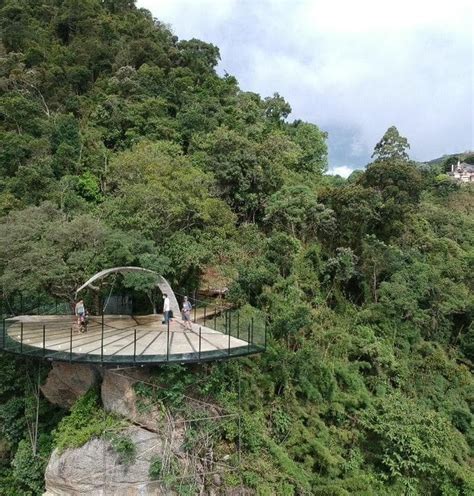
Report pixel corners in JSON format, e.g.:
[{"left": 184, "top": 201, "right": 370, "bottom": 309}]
[
  {"left": 137, "top": 0, "right": 473, "bottom": 168},
  {"left": 297, "top": 0, "right": 473, "bottom": 34},
  {"left": 328, "top": 166, "right": 354, "bottom": 178},
  {"left": 139, "top": 0, "right": 236, "bottom": 35}
]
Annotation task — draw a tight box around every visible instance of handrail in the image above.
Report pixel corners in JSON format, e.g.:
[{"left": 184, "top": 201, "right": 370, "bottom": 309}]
[{"left": 0, "top": 303, "right": 267, "bottom": 365}]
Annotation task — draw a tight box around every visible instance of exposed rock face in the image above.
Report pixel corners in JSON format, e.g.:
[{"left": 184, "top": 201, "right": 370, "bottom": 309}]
[
  {"left": 41, "top": 363, "right": 100, "bottom": 409},
  {"left": 43, "top": 367, "right": 232, "bottom": 495},
  {"left": 101, "top": 368, "right": 162, "bottom": 431},
  {"left": 45, "top": 426, "right": 171, "bottom": 496}
]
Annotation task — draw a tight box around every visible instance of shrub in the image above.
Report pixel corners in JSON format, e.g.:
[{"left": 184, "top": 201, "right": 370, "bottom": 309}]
[
  {"left": 107, "top": 433, "right": 136, "bottom": 465},
  {"left": 11, "top": 435, "right": 52, "bottom": 495},
  {"left": 149, "top": 455, "right": 163, "bottom": 480},
  {"left": 52, "top": 389, "right": 121, "bottom": 452}
]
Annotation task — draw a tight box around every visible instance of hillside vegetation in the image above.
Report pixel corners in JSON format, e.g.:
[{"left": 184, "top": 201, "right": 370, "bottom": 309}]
[{"left": 0, "top": 1, "right": 473, "bottom": 495}]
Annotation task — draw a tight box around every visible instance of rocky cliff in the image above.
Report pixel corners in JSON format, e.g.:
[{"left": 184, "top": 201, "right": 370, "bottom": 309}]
[
  {"left": 41, "top": 364, "right": 237, "bottom": 496},
  {"left": 44, "top": 426, "right": 169, "bottom": 496}
]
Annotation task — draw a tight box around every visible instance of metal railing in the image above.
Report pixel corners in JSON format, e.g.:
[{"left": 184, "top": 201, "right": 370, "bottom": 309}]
[
  {"left": 0, "top": 293, "right": 72, "bottom": 318},
  {"left": 0, "top": 299, "right": 267, "bottom": 365}
]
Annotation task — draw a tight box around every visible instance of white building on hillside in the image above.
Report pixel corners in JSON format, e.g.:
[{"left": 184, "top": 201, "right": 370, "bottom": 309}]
[{"left": 448, "top": 160, "right": 474, "bottom": 183}]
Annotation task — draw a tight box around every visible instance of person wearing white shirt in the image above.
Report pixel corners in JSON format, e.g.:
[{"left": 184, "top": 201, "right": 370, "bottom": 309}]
[{"left": 163, "top": 293, "right": 171, "bottom": 324}]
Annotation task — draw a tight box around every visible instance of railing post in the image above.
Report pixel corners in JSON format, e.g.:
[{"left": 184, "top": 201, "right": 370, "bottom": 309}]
[
  {"left": 247, "top": 323, "right": 250, "bottom": 353},
  {"left": 42, "top": 325, "right": 46, "bottom": 357},
  {"left": 99, "top": 298, "right": 105, "bottom": 362},
  {"left": 251, "top": 317, "right": 254, "bottom": 345},
  {"left": 199, "top": 326, "right": 202, "bottom": 360},
  {"left": 167, "top": 318, "right": 170, "bottom": 361},
  {"left": 133, "top": 329, "right": 137, "bottom": 363},
  {"left": 101, "top": 322, "right": 104, "bottom": 363},
  {"left": 237, "top": 311, "right": 240, "bottom": 340},
  {"left": 69, "top": 327, "right": 73, "bottom": 362},
  {"left": 214, "top": 308, "right": 217, "bottom": 330},
  {"left": 20, "top": 322, "right": 23, "bottom": 353},
  {"left": 193, "top": 299, "right": 197, "bottom": 323},
  {"left": 228, "top": 314, "right": 231, "bottom": 355}
]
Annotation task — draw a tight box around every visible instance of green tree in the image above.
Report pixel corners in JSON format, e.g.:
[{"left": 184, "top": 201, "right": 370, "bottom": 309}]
[
  {"left": 288, "top": 121, "right": 328, "bottom": 174},
  {"left": 0, "top": 2, "right": 472, "bottom": 494},
  {"left": 103, "top": 140, "right": 234, "bottom": 242},
  {"left": 0, "top": 204, "right": 149, "bottom": 300},
  {"left": 263, "top": 92, "right": 292, "bottom": 124},
  {"left": 361, "top": 394, "right": 472, "bottom": 494},
  {"left": 265, "top": 185, "right": 335, "bottom": 242},
  {"left": 371, "top": 126, "right": 410, "bottom": 162},
  {"left": 359, "top": 160, "right": 423, "bottom": 239},
  {"left": 191, "top": 127, "right": 283, "bottom": 222}
]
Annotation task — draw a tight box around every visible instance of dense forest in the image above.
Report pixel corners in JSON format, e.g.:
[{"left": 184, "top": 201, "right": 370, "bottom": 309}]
[{"left": 0, "top": 1, "right": 473, "bottom": 495}]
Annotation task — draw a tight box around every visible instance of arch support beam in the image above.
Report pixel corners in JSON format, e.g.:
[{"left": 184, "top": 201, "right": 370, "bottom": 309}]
[{"left": 75, "top": 266, "right": 180, "bottom": 317}]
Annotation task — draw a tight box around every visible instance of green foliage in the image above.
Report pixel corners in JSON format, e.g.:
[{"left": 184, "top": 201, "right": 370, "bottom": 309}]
[
  {"left": 148, "top": 455, "right": 163, "bottom": 480},
  {"left": 52, "top": 389, "right": 121, "bottom": 452},
  {"left": 134, "top": 364, "right": 195, "bottom": 409},
  {"left": 0, "top": 203, "right": 156, "bottom": 299},
  {"left": 11, "top": 435, "right": 52, "bottom": 495},
  {"left": 148, "top": 453, "right": 196, "bottom": 494},
  {"left": 361, "top": 393, "right": 473, "bottom": 494},
  {"left": 0, "top": 355, "right": 63, "bottom": 495},
  {"left": 371, "top": 125, "right": 411, "bottom": 162},
  {"left": 265, "top": 186, "right": 335, "bottom": 242},
  {"left": 76, "top": 171, "right": 102, "bottom": 202},
  {"left": 288, "top": 121, "right": 328, "bottom": 174},
  {"left": 107, "top": 433, "right": 136, "bottom": 465}
]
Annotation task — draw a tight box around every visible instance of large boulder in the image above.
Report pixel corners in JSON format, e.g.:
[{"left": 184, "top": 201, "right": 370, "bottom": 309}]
[
  {"left": 44, "top": 367, "right": 236, "bottom": 495},
  {"left": 101, "top": 368, "right": 162, "bottom": 431},
  {"left": 45, "top": 426, "right": 173, "bottom": 495},
  {"left": 41, "top": 363, "right": 101, "bottom": 409}
]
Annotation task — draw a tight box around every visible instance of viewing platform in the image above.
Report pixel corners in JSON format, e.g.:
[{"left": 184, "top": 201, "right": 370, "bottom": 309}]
[
  {"left": 1, "top": 312, "right": 265, "bottom": 365},
  {"left": 0, "top": 267, "right": 266, "bottom": 365}
]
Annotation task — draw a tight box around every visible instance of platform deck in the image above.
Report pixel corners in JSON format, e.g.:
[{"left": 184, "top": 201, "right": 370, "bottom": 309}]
[{"left": 3, "top": 314, "right": 258, "bottom": 363}]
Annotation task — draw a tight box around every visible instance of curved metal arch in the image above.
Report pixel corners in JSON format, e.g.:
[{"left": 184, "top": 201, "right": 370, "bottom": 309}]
[{"left": 75, "top": 266, "right": 180, "bottom": 316}]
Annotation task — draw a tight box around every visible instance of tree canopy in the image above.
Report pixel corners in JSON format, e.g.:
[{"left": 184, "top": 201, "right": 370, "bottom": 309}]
[{"left": 371, "top": 125, "right": 411, "bottom": 162}]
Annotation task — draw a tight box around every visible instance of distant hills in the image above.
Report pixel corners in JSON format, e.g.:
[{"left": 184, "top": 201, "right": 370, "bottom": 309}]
[{"left": 421, "top": 151, "right": 474, "bottom": 167}]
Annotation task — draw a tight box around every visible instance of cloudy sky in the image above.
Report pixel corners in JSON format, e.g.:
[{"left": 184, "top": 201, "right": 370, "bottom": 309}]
[{"left": 138, "top": 0, "right": 473, "bottom": 176}]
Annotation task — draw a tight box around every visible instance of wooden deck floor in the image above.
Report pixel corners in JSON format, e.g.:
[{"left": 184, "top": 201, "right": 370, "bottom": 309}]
[{"left": 4, "top": 314, "right": 252, "bottom": 361}]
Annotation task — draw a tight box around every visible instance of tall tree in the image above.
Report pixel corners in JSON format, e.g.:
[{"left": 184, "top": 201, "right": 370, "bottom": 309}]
[{"left": 371, "top": 125, "right": 411, "bottom": 162}]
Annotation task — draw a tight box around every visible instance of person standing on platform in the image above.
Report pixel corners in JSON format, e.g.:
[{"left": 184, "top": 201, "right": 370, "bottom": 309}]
[
  {"left": 75, "top": 299, "right": 86, "bottom": 325},
  {"left": 163, "top": 293, "right": 171, "bottom": 325},
  {"left": 182, "top": 296, "right": 193, "bottom": 330}
]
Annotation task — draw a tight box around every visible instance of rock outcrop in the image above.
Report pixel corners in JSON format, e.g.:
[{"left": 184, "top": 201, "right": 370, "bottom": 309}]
[
  {"left": 40, "top": 362, "right": 101, "bottom": 409},
  {"left": 45, "top": 426, "right": 171, "bottom": 496},
  {"left": 101, "top": 368, "right": 163, "bottom": 431},
  {"left": 41, "top": 366, "right": 235, "bottom": 495}
]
